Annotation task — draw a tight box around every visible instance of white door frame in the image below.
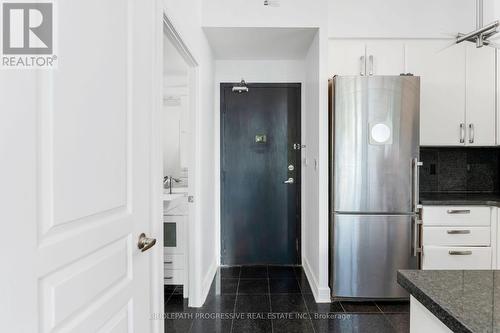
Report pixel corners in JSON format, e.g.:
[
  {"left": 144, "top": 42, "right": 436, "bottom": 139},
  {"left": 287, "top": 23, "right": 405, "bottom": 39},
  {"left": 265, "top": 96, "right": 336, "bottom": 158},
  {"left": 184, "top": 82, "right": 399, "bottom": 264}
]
[{"left": 150, "top": 9, "right": 200, "bottom": 331}]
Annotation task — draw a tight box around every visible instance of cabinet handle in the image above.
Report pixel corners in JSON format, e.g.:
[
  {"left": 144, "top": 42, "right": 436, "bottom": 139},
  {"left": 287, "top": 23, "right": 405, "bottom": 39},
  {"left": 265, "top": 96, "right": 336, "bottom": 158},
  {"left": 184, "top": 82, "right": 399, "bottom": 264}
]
[
  {"left": 164, "top": 276, "right": 173, "bottom": 280},
  {"left": 468, "top": 123, "right": 474, "bottom": 143},
  {"left": 448, "top": 250, "right": 472, "bottom": 255},
  {"left": 459, "top": 123, "right": 465, "bottom": 143},
  {"left": 446, "top": 230, "right": 471, "bottom": 234},
  {"left": 164, "top": 261, "right": 173, "bottom": 264},
  {"left": 446, "top": 209, "right": 471, "bottom": 214},
  {"left": 368, "top": 55, "right": 374, "bottom": 75},
  {"left": 360, "top": 56, "right": 366, "bottom": 76}
]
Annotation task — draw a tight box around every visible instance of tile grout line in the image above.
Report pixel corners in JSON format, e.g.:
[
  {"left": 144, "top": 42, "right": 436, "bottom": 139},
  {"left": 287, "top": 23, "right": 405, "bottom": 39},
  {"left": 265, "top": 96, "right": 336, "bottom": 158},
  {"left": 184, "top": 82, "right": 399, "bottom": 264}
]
[
  {"left": 267, "top": 265, "right": 274, "bottom": 333},
  {"left": 229, "top": 266, "right": 241, "bottom": 333},
  {"left": 296, "top": 267, "right": 317, "bottom": 333},
  {"left": 375, "top": 302, "right": 402, "bottom": 332}
]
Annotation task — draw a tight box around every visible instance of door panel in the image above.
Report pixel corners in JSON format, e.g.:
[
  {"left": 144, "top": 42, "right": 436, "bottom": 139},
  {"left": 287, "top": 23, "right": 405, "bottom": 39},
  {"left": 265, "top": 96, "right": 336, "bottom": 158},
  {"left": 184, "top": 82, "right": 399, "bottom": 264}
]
[
  {"left": 332, "top": 214, "right": 417, "bottom": 299},
  {"left": 329, "top": 40, "right": 366, "bottom": 76},
  {"left": 333, "top": 76, "right": 419, "bottom": 213},
  {"left": 366, "top": 41, "right": 405, "bottom": 75},
  {"left": 406, "top": 40, "right": 466, "bottom": 146},
  {"left": 1, "top": 0, "right": 156, "bottom": 331},
  {"left": 465, "top": 44, "right": 496, "bottom": 146},
  {"left": 221, "top": 84, "right": 301, "bottom": 265}
]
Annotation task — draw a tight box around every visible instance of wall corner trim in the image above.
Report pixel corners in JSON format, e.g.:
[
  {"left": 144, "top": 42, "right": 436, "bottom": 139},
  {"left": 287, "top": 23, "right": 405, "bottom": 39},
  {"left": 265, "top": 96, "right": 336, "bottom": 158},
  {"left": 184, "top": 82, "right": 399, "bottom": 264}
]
[{"left": 302, "top": 256, "right": 331, "bottom": 303}]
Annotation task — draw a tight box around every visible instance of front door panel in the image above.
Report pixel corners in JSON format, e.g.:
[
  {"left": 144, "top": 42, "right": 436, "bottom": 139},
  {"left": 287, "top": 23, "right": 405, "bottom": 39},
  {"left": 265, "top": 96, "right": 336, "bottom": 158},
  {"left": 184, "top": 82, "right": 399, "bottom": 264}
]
[{"left": 221, "top": 83, "right": 301, "bottom": 265}]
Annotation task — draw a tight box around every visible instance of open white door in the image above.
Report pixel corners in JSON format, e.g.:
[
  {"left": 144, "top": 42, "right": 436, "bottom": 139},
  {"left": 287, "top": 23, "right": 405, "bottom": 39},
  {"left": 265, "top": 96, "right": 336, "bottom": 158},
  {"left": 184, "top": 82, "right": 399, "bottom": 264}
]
[{"left": 0, "top": 0, "right": 161, "bottom": 332}]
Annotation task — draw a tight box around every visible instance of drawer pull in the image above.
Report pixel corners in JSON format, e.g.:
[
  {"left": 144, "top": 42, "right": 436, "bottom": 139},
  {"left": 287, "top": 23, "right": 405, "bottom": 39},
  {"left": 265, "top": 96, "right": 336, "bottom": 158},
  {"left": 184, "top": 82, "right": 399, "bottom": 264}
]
[
  {"left": 448, "top": 250, "right": 472, "bottom": 255},
  {"left": 446, "top": 230, "right": 471, "bottom": 235},
  {"left": 164, "top": 276, "right": 173, "bottom": 280},
  {"left": 446, "top": 209, "right": 471, "bottom": 214},
  {"left": 164, "top": 261, "right": 173, "bottom": 264}
]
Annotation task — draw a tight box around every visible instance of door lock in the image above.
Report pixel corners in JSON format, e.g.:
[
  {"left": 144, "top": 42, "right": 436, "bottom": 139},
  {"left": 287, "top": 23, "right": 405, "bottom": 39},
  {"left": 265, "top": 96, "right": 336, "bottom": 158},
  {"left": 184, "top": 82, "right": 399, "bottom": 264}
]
[
  {"left": 284, "top": 178, "right": 294, "bottom": 184},
  {"left": 288, "top": 164, "right": 294, "bottom": 171}
]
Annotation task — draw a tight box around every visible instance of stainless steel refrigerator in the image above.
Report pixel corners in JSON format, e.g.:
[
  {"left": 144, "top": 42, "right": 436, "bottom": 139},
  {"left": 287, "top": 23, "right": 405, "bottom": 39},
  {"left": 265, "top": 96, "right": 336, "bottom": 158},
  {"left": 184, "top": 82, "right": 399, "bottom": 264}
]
[{"left": 329, "top": 75, "right": 421, "bottom": 300}]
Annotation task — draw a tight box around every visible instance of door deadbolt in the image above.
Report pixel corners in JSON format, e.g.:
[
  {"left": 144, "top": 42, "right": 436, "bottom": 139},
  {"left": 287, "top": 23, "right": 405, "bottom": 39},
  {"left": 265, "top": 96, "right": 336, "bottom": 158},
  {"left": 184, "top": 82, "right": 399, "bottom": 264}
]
[{"left": 288, "top": 164, "right": 294, "bottom": 171}]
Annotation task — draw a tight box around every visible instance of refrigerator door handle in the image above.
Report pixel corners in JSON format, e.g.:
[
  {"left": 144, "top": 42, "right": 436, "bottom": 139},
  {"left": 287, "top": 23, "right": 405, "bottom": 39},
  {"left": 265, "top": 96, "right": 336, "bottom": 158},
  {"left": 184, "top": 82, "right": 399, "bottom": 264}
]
[
  {"left": 412, "top": 214, "right": 423, "bottom": 257},
  {"left": 411, "top": 158, "right": 423, "bottom": 213},
  {"left": 360, "top": 56, "right": 366, "bottom": 76}
]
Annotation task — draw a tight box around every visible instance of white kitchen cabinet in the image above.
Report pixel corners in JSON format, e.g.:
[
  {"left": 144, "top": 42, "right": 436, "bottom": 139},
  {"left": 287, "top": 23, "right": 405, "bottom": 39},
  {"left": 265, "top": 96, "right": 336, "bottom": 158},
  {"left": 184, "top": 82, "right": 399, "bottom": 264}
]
[
  {"left": 329, "top": 39, "right": 404, "bottom": 76},
  {"left": 406, "top": 40, "right": 466, "bottom": 146},
  {"left": 410, "top": 297, "right": 452, "bottom": 333},
  {"left": 465, "top": 44, "right": 496, "bottom": 146},
  {"left": 406, "top": 40, "right": 496, "bottom": 146},
  {"left": 422, "top": 246, "right": 492, "bottom": 269},
  {"left": 329, "top": 40, "right": 366, "bottom": 76},
  {"left": 365, "top": 41, "right": 405, "bottom": 75},
  {"left": 421, "top": 206, "right": 493, "bottom": 270}
]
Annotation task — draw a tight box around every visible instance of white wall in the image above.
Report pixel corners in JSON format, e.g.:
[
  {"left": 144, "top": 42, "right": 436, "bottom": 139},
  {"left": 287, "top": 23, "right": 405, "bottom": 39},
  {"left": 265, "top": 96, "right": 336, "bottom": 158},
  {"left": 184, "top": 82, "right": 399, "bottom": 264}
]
[
  {"left": 163, "top": 0, "right": 216, "bottom": 307},
  {"left": 328, "top": 0, "right": 475, "bottom": 38}
]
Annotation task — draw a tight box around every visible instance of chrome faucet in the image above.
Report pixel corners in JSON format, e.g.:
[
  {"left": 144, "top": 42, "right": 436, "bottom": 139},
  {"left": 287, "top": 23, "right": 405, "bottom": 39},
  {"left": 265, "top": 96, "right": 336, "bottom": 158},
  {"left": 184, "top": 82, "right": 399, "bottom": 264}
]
[{"left": 163, "top": 176, "right": 181, "bottom": 194}]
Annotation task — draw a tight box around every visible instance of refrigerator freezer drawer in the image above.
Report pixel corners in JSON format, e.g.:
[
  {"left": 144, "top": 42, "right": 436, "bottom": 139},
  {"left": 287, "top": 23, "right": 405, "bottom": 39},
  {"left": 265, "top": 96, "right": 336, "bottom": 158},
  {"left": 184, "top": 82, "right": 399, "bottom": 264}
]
[{"left": 331, "top": 214, "right": 417, "bottom": 299}]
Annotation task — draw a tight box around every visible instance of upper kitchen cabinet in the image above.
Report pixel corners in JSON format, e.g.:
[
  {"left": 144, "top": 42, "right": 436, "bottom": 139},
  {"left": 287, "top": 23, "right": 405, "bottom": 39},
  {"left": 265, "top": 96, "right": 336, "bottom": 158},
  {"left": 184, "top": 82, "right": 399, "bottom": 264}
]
[
  {"left": 465, "top": 44, "right": 496, "bottom": 146},
  {"left": 407, "top": 40, "right": 496, "bottom": 146},
  {"left": 329, "top": 40, "right": 405, "bottom": 76},
  {"left": 329, "top": 40, "right": 366, "bottom": 76},
  {"left": 406, "top": 40, "right": 466, "bottom": 146}
]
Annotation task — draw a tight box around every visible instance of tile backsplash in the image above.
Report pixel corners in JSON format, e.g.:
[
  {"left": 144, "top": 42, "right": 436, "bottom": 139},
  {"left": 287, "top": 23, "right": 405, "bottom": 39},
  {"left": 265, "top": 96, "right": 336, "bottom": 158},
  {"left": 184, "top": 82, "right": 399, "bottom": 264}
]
[{"left": 420, "top": 147, "right": 500, "bottom": 193}]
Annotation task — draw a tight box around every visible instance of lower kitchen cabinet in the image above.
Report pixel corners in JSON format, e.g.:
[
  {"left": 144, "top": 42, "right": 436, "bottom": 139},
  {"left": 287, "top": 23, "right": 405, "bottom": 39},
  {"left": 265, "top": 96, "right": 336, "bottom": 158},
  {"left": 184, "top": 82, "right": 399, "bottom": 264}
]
[{"left": 421, "top": 205, "right": 494, "bottom": 270}]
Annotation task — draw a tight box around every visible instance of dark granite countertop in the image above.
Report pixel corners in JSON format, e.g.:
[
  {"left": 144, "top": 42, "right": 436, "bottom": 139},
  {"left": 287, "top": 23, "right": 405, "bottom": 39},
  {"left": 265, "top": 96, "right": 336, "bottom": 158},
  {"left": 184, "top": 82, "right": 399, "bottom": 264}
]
[
  {"left": 398, "top": 270, "right": 500, "bottom": 333},
  {"left": 420, "top": 192, "right": 500, "bottom": 207}
]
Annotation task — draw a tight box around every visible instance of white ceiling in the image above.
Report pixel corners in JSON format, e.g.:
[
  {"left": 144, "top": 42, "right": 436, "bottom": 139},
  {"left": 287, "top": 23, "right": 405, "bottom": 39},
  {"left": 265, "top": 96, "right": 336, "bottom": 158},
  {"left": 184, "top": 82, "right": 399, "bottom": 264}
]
[{"left": 203, "top": 27, "right": 317, "bottom": 60}]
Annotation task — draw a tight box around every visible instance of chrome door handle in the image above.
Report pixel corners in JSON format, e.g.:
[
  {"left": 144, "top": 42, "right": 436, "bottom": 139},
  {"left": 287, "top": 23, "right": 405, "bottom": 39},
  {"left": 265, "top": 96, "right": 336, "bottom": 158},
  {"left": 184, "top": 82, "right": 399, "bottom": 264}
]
[
  {"left": 360, "top": 56, "right": 366, "bottom": 76},
  {"left": 284, "top": 178, "right": 294, "bottom": 184},
  {"left": 459, "top": 123, "right": 465, "bottom": 143},
  {"left": 412, "top": 215, "right": 423, "bottom": 257},
  {"left": 447, "top": 230, "right": 471, "bottom": 234},
  {"left": 368, "top": 55, "right": 374, "bottom": 75},
  {"left": 448, "top": 250, "right": 472, "bottom": 255},
  {"left": 446, "top": 209, "right": 471, "bottom": 214},
  {"left": 468, "top": 123, "right": 474, "bottom": 143},
  {"left": 411, "top": 158, "right": 423, "bottom": 213},
  {"left": 138, "top": 233, "right": 157, "bottom": 252}
]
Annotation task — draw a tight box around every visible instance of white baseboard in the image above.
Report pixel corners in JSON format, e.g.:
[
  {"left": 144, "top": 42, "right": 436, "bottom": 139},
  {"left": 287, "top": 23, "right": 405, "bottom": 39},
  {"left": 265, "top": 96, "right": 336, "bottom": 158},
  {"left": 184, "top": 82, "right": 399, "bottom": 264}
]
[
  {"left": 199, "top": 261, "right": 217, "bottom": 306},
  {"left": 302, "top": 256, "right": 331, "bottom": 303}
]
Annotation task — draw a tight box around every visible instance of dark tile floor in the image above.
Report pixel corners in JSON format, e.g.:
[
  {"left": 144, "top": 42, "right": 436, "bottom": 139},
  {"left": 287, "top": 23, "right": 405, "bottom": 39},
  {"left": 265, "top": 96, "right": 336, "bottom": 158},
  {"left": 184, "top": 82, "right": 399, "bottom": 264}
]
[{"left": 164, "top": 265, "right": 409, "bottom": 333}]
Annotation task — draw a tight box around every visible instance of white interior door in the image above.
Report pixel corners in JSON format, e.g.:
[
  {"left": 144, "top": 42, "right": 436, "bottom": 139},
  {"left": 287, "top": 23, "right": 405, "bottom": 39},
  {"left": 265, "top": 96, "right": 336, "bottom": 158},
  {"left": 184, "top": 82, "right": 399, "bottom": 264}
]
[{"left": 0, "top": 0, "right": 160, "bottom": 332}]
